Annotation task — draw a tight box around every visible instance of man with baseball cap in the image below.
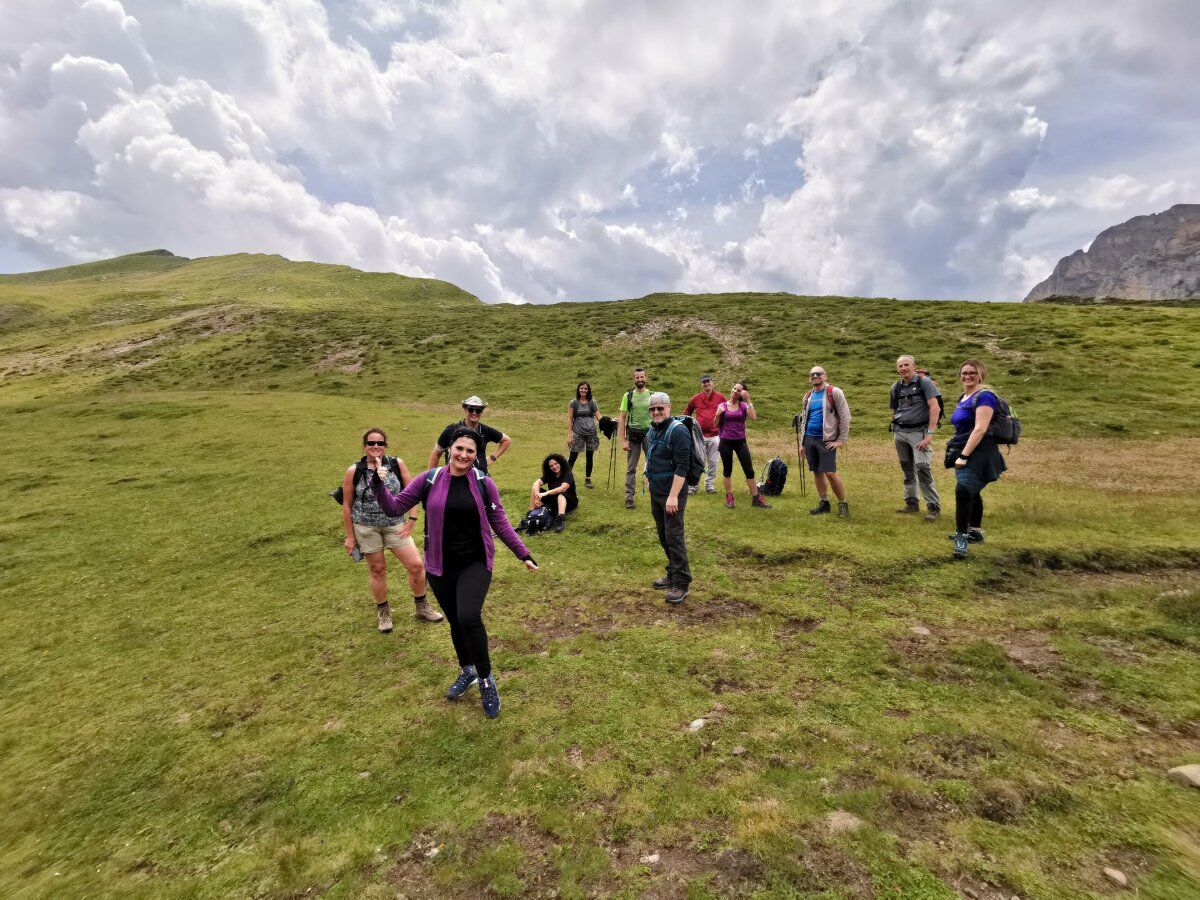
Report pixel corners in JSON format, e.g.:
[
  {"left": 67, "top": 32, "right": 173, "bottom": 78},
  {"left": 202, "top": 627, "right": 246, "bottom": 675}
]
[
  {"left": 643, "top": 392, "right": 693, "bottom": 604},
  {"left": 430, "top": 395, "right": 511, "bottom": 474},
  {"left": 684, "top": 373, "right": 725, "bottom": 494}
]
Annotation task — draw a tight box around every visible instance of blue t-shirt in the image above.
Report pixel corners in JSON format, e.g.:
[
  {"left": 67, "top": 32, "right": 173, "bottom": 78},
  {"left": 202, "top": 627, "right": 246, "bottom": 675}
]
[
  {"left": 806, "top": 392, "right": 825, "bottom": 436},
  {"left": 951, "top": 390, "right": 997, "bottom": 436}
]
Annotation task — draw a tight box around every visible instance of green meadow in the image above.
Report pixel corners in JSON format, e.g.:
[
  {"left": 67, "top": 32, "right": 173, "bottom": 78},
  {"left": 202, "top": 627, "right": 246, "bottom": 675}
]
[{"left": 1, "top": 251, "right": 1198, "bottom": 898}]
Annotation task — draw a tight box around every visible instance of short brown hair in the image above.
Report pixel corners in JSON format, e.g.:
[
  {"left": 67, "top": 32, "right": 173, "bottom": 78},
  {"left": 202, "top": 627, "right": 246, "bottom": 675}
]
[{"left": 362, "top": 427, "right": 388, "bottom": 445}]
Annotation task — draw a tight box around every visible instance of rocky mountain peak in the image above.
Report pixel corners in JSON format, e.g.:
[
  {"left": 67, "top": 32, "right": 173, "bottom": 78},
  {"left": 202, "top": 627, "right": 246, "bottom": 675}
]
[{"left": 1024, "top": 203, "right": 1200, "bottom": 302}]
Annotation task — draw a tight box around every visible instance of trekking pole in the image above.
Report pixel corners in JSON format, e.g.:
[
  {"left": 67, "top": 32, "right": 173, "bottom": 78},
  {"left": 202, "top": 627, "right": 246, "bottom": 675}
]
[
  {"left": 794, "top": 423, "right": 805, "bottom": 496},
  {"left": 607, "top": 439, "right": 617, "bottom": 491}
]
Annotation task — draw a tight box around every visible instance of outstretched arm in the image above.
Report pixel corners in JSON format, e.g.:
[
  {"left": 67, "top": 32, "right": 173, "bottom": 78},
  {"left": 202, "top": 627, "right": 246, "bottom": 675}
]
[{"left": 370, "top": 469, "right": 426, "bottom": 517}]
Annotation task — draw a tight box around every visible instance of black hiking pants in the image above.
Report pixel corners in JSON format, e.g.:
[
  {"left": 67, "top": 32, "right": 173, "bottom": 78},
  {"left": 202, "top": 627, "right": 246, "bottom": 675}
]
[
  {"left": 650, "top": 491, "right": 691, "bottom": 588},
  {"left": 427, "top": 560, "right": 493, "bottom": 678}
]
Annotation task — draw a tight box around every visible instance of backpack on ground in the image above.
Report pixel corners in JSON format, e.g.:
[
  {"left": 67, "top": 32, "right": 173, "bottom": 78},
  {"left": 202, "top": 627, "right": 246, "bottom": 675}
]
[
  {"left": 646, "top": 415, "right": 707, "bottom": 487},
  {"left": 889, "top": 375, "right": 943, "bottom": 431},
  {"left": 516, "top": 505, "right": 554, "bottom": 534},
  {"left": 330, "top": 456, "right": 405, "bottom": 505},
  {"left": 967, "top": 392, "right": 1022, "bottom": 446},
  {"left": 758, "top": 456, "right": 788, "bottom": 496}
]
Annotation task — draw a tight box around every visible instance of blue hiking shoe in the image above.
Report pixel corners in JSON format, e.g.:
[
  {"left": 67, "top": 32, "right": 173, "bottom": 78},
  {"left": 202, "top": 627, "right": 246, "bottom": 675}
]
[
  {"left": 952, "top": 532, "right": 970, "bottom": 559},
  {"left": 479, "top": 675, "right": 501, "bottom": 719},
  {"left": 446, "top": 666, "right": 477, "bottom": 700}
]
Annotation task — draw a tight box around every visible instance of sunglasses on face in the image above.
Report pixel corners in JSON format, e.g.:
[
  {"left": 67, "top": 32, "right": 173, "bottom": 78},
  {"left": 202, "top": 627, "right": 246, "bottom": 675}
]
[
  {"left": 809, "top": 372, "right": 824, "bottom": 378},
  {"left": 364, "top": 440, "right": 387, "bottom": 447},
  {"left": 648, "top": 406, "right": 666, "bottom": 412},
  {"left": 465, "top": 406, "right": 484, "bottom": 414}
]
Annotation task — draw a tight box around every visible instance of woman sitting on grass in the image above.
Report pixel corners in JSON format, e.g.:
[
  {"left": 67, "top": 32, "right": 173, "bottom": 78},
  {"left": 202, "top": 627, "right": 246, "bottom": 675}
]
[
  {"left": 529, "top": 453, "right": 578, "bottom": 533},
  {"left": 945, "top": 359, "right": 1007, "bottom": 559},
  {"left": 369, "top": 427, "right": 537, "bottom": 719},
  {"left": 340, "top": 427, "right": 443, "bottom": 633},
  {"left": 715, "top": 381, "right": 771, "bottom": 510}
]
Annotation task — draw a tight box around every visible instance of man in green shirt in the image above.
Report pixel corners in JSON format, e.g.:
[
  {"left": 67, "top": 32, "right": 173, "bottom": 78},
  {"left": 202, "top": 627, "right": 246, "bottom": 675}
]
[{"left": 619, "top": 366, "right": 653, "bottom": 509}]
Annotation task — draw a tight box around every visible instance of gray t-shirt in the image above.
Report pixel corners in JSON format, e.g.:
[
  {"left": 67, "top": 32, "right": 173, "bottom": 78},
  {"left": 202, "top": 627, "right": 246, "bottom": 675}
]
[
  {"left": 351, "top": 461, "right": 405, "bottom": 527},
  {"left": 891, "top": 376, "right": 939, "bottom": 429},
  {"left": 570, "top": 399, "right": 598, "bottom": 436}
]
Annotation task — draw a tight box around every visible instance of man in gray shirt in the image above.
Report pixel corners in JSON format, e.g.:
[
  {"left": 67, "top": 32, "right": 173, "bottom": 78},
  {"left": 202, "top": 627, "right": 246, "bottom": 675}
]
[{"left": 889, "top": 355, "right": 941, "bottom": 521}]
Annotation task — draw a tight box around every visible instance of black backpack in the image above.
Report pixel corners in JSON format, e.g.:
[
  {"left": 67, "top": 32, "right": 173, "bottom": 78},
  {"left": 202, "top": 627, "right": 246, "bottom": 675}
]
[
  {"left": 646, "top": 416, "right": 707, "bottom": 487},
  {"left": 966, "top": 392, "right": 1022, "bottom": 446},
  {"left": 516, "top": 506, "right": 554, "bottom": 534},
  {"left": 890, "top": 375, "right": 943, "bottom": 429},
  {"left": 330, "top": 456, "right": 405, "bottom": 506},
  {"left": 759, "top": 457, "right": 788, "bottom": 496}
]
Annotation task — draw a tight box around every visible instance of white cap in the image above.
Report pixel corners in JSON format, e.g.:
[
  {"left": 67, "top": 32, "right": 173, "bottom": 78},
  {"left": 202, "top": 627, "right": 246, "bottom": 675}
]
[
  {"left": 649, "top": 391, "right": 670, "bottom": 406},
  {"left": 462, "top": 395, "right": 487, "bottom": 407}
]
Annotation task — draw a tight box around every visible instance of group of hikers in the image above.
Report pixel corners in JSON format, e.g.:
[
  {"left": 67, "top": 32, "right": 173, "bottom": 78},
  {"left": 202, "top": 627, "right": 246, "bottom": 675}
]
[{"left": 339, "top": 356, "right": 1011, "bottom": 719}]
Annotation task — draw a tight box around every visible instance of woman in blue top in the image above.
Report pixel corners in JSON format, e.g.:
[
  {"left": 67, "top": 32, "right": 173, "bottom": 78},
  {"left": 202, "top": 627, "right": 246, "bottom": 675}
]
[{"left": 944, "top": 359, "right": 1007, "bottom": 558}]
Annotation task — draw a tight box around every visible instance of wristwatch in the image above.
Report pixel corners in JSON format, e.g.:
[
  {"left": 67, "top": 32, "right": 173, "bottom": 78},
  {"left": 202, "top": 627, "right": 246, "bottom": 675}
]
[
  {"left": 408, "top": 515, "right": 418, "bottom": 522},
  {"left": 489, "top": 453, "right": 497, "bottom": 462}
]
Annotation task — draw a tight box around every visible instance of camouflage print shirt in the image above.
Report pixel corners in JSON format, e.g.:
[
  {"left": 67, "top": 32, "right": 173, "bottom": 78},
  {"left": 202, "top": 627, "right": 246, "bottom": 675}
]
[{"left": 351, "top": 460, "right": 406, "bottom": 527}]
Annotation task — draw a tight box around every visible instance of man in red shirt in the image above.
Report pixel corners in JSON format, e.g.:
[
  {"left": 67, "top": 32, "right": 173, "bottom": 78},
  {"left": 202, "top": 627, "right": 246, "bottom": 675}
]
[{"left": 684, "top": 374, "right": 726, "bottom": 494}]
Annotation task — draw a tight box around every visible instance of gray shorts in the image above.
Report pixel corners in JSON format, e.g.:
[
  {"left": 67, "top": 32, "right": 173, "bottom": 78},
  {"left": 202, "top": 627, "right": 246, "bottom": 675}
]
[
  {"left": 803, "top": 434, "right": 837, "bottom": 473},
  {"left": 569, "top": 432, "right": 600, "bottom": 452}
]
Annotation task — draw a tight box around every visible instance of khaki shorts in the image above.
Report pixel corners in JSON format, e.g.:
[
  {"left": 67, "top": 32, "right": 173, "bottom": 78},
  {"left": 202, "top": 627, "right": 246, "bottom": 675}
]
[{"left": 353, "top": 522, "right": 416, "bottom": 555}]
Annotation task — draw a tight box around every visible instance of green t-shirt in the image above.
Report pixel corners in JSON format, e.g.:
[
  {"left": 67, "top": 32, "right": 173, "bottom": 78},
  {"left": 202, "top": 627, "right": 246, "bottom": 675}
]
[{"left": 620, "top": 387, "right": 653, "bottom": 431}]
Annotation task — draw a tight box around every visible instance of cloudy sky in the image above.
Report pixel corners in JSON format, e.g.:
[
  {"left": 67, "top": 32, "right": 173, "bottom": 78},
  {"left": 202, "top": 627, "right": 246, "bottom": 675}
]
[{"left": 1, "top": 0, "right": 1196, "bottom": 302}]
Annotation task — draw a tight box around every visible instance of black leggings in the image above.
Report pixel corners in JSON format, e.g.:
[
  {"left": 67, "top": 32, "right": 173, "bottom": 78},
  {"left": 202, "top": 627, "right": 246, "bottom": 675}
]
[
  {"left": 955, "top": 487, "right": 985, "bottom": 534},
  {"left": 719, "top": 438, "right": 755, "bottom": 479},
  {"left": 568, "top": 450, "right": 594, "bottom": 477},
  {"left": 426, "top": 560, "right": 493, "bottom": 677}
]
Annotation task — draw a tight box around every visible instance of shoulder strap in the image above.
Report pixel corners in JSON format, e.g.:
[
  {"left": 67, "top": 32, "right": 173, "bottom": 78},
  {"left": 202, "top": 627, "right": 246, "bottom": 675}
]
[
  {"left": 626, "top": 389, "right": 634, "bottom": 410},
  {"left": 425, "top": 466, "right": 442, "bottom": 487}
]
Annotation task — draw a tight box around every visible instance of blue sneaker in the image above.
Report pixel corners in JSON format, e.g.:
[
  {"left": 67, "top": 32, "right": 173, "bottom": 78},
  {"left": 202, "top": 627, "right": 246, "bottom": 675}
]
[
  {"left": 479, "top": 675, "right": 501, "bottom": 719},
  {"left": 952, "top": 532, "right": 970, "bottom": 559},
  {"left": 446, "top": 666, "right": 477, "bottom": 700}
]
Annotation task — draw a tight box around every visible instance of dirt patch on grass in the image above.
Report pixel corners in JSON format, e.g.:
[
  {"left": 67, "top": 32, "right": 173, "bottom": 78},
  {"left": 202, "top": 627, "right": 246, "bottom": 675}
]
[
  {"left": 780, "top": 615, "right": 824, "bottom": 635},
  {"left": 999, "top": 630, "right": 1060, "bottom": 673},
  {"left": 793, "top": 840, "right": 874, "bottom": 898},
  {"left": 906, "top": 733, "right": 1003, "bottom": 779},
  {"left": 315, "top": 343, "right": 366, "bottom": 373},
  {"left": 610, "top": 317, "right": 751, "bottom": 369},
  {"left": 610, "top": 843, "right": 767, "bottom": 897}
]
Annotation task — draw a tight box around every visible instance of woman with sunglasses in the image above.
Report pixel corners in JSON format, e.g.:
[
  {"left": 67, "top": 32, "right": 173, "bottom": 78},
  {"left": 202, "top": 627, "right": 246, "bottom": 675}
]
[
  {"left": 341, "top": 428, "right": 443, "bottom": 633},
  {"left": 945, "top": 359, "right": 1007, "bottom": 558},
  {"left": 370, "top": 427, "right": 537, "bottom": 719},
  {"left": 715, "top": 381, "right": 771, "bottom": 509},
  {"left": 566, "top": 381, "right": 600, "bottom": 488}
]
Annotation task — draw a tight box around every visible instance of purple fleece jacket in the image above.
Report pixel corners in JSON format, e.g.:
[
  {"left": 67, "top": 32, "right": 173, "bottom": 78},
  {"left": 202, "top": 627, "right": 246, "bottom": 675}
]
[{"left": 369, "top": 466, "right": 530, "bottom": 576}]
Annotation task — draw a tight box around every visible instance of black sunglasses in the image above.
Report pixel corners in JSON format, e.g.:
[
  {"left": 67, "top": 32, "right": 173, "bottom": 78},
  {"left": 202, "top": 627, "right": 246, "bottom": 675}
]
[
  {"left": 364, "top": 440, "right": 387, "bottom": 447},
  {"left": 465, "top": 406, "right": 484, "bottom": 413},
  {"left": 809, "top": 372, "right": 825, "bottom": 378},
  {"left": 648, "top": 405, "right": 666, "bottom": 412}
]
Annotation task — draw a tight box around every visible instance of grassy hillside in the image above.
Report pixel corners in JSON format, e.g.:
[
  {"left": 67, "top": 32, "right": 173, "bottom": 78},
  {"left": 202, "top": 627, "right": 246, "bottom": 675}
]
[{"left": 1, "top": 254, "right": 1198, "bottom": 898}]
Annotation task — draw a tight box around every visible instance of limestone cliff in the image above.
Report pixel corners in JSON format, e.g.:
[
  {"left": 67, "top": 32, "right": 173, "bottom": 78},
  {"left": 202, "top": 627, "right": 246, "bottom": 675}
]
[{"left": 1024, "top": 204, "right": 1200, "bottom": 302}]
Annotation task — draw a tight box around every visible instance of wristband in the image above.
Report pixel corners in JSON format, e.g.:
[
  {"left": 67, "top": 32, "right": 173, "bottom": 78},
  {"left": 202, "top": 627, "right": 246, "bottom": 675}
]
[{"left": 408, "top": 516, "right": 418, "bottom": 522}]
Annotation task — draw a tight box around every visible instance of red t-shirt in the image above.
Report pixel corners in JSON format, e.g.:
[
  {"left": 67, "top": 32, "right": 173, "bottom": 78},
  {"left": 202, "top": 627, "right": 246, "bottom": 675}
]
[{"left": 685, "top": 390, "right": 728, "bottom": 437}]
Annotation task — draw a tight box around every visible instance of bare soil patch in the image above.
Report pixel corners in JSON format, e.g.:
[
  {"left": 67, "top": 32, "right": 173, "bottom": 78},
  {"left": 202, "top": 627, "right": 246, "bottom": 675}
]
[
  {"left": 609, "top": 317, "right": 751, "bottom": 369},
  {"left": 315, "top": 343, "right": 366, "bottom": 373}
]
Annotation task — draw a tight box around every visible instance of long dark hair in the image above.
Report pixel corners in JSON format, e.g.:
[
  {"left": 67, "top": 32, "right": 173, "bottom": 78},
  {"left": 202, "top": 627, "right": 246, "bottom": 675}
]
[
  {"left": 541, "top": 453, "right": 572, "bottom": 484},
  {"left": 575, "top": 381, "right": 592, "bottom": 402}
]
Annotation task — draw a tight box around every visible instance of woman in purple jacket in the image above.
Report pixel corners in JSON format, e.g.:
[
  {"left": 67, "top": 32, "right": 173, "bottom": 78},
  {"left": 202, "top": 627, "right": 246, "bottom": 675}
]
[{"left": 370, "top": 426, "right": 537, "bottom": 719}]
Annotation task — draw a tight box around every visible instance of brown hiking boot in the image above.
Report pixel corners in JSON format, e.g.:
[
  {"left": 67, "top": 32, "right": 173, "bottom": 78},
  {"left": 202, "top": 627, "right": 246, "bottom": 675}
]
[
  {"left": 414, "top": 599, "right": 444, "bottom": 622},
  {"left": 377, "top": 604, "right": 394, "bottom": 633},
  {"left": 924, "top": 506, "right": 941, "bottom": 522}
]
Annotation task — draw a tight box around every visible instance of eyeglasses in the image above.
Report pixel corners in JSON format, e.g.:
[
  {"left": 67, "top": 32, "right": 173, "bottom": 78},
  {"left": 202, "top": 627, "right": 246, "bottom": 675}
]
[
  {"left": 465, "top": 406, "right": 484, "bottom": 414},
  {"left": 809, "top": 372, "right": 825, "bottom": 378},
  {"left": 648, "top": 406, "right": 666, "bottom": 412},
  {"left": 961, "top": 372, "right": 978, "bottom": 378},
  {"left": 364, "top": 440, "right": 387, "bottom": 447}
]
